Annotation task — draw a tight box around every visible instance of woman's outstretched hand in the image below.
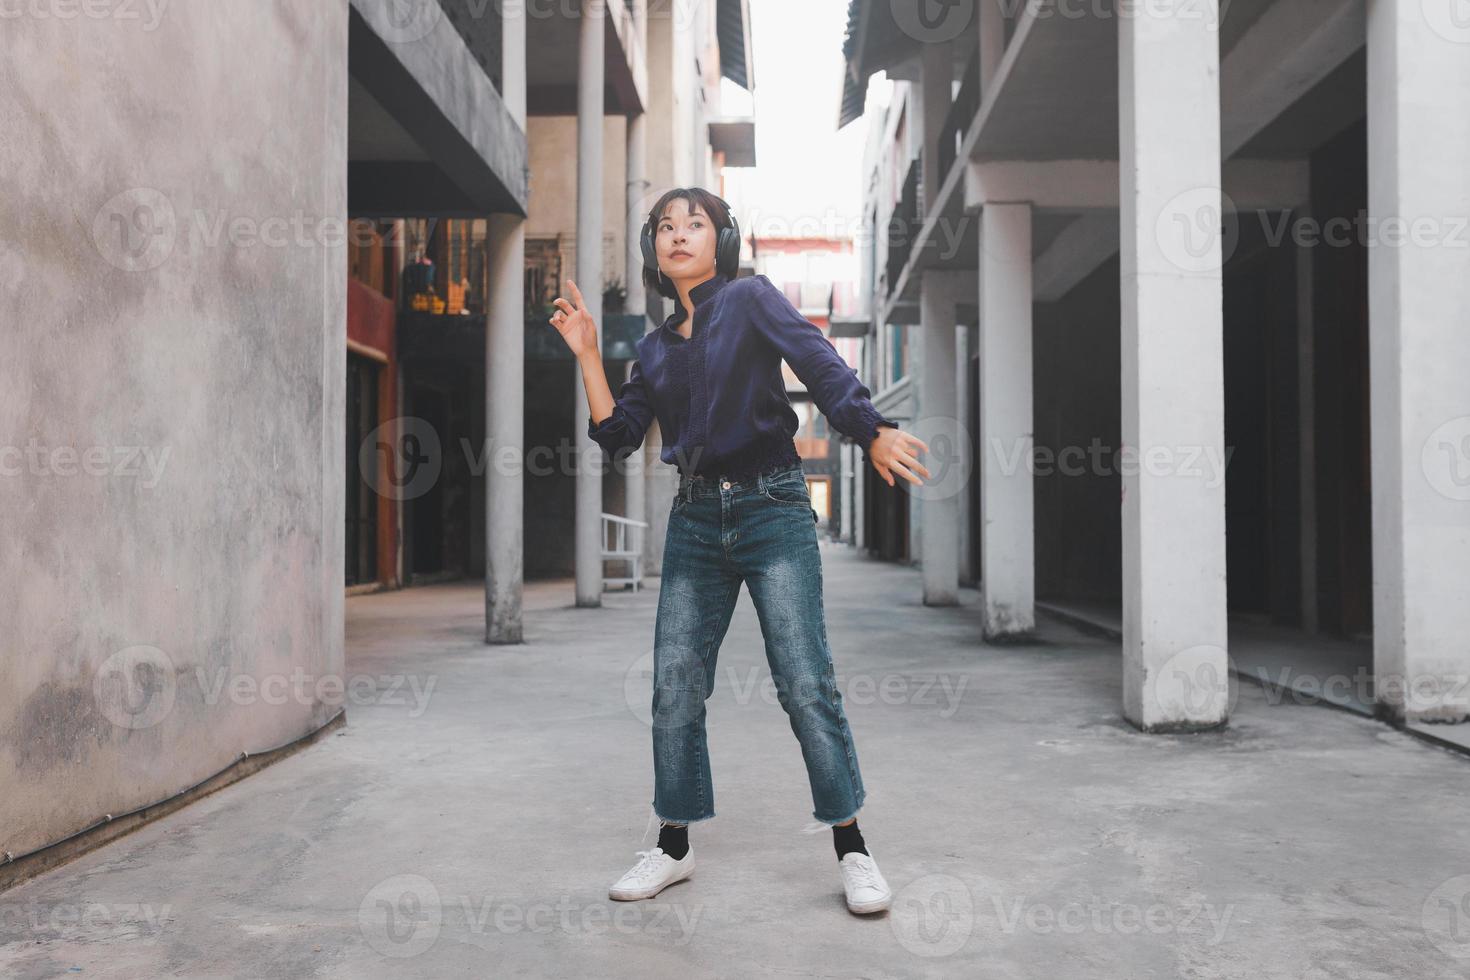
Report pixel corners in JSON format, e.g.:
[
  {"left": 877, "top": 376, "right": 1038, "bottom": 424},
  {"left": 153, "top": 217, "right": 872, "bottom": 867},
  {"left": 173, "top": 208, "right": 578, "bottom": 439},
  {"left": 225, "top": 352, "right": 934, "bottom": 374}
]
[
  {"left": 548, "top": 278, "right": 599, "bottom": 359},
  {"left": 869, "top": 427, "right": 931, "bottom": 487}
]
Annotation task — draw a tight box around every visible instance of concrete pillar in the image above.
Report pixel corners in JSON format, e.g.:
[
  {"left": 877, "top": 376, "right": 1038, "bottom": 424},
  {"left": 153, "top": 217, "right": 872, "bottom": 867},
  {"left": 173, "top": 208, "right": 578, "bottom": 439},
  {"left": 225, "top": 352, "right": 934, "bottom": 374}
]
[
  {"left": 911, "top": 42, "right": 954, "bottom": 581},
  {"left": 1118, "top": 0, "right": 1229, "bottom": 731},
  {"left": 625, "top": 110, "right": 649, "bottom": 581},
  {"left": 574, "top": 0, "right": 606, "bottom": 607},
  {"left": 918, "top": 40, "right": 952, "bottom": 219},
  {"left": 956, "top": 319, "right": 973, "bottom": 586},
  {"left": 485, "top": 0, "right": 527, "bottom": 643},
  {"left": 978, "top": 203, "right": 1034, "bottom": 638},
  {"left": 486, "top": 216, "right": 525, "bottom": 642},
  {"left": 908, "top": 316, "right": 924, "bottom": 567},
  {"left": 919, "top": 270, "right": 963, "bottom": 606},
  {"left": 1366, "top": 0, "right": 1470, "bottom": 723}
]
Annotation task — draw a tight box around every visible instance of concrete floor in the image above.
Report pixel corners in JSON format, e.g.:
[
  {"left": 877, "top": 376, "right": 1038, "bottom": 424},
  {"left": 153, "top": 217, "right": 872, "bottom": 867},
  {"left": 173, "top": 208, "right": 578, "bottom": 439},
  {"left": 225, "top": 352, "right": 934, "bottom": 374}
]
[
  {"left": 1040, "top": 599, "right": 1377, "bottom": 715},
  {"left": 1040, "top": 598, "right": 1470, "bottom": 758},
  {"left": 5, "top": 543, "right": 1470, "bottom": 978}
]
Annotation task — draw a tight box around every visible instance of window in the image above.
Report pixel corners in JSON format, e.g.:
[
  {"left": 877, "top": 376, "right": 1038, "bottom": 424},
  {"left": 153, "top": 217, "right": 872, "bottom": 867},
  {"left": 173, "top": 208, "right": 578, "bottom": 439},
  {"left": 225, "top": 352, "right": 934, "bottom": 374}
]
[{"left": 888, "top": 323, "right": 908, "bottom": 385}]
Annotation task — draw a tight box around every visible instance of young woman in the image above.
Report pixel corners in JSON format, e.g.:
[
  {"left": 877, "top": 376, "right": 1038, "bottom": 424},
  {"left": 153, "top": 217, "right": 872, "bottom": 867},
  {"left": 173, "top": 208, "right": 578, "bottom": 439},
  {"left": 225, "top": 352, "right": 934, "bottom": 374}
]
[{"left": 548, "top": 187, "right": 929, "bottom": 915}]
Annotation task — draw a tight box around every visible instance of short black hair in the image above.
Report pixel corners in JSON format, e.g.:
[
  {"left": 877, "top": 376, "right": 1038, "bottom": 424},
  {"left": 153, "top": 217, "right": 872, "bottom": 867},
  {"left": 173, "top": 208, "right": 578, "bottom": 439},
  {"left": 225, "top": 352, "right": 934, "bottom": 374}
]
[{"left": 640, "top": 187, "right": 735, "bottom": 301}]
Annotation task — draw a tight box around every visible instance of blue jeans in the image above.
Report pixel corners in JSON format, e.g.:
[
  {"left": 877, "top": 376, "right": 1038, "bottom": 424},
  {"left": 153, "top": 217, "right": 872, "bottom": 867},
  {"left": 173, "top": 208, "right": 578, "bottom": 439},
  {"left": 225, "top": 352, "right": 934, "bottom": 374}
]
[{"left": 650, "top": 462, "right": 866, "bottom": 827}]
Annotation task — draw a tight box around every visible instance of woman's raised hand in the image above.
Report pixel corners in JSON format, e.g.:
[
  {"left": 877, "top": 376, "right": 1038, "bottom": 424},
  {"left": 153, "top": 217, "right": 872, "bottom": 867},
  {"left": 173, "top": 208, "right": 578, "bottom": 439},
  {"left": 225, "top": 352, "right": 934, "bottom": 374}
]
[
  {"left": 869, "top": 426, "right": 931, "bottom": 487},
  {"left": 548, "top": 278, "right": 599, "bottom": 358}
]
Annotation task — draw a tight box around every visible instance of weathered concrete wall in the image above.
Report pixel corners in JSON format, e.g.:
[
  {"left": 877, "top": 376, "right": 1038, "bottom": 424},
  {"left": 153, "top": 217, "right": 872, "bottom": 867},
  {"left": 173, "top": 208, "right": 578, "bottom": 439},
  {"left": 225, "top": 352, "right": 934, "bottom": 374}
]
[{"left": 0, "top": 2, "right": 348, "bottom": 857}]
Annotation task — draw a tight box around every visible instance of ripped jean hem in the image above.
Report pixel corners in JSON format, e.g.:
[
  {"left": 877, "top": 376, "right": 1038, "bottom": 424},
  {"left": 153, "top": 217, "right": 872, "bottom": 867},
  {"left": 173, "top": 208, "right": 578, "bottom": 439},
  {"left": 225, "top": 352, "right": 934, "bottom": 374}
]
[
  {"left": 641, "top": 801, "right": 716, "bottom": 844},
  {"left": 812, "top": 790, "right": 867, "bottom": 827}
]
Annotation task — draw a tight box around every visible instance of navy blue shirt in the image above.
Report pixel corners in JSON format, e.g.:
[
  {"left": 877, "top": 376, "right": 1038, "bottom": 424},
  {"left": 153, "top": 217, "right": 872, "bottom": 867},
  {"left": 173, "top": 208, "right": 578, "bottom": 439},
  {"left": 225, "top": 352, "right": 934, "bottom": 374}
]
[{"left": 587, "top": 272, "right": 898, "bottom": 483}]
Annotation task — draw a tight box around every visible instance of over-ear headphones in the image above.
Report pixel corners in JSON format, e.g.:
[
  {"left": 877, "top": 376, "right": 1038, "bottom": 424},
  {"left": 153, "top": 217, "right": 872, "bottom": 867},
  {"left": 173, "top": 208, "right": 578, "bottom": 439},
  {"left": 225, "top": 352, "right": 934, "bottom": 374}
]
[{"left": 640, "top": 192, "right": 742, "bottom": 280}]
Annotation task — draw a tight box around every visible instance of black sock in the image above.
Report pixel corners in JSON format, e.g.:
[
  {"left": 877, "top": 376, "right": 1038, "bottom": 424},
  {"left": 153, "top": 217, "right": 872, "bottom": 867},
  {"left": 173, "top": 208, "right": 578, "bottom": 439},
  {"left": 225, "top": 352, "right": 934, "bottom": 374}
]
[
  {"left": 657, "top": 822, "right": 689, "bottom": 860},
  {"left": 833, "top": 820, "right": 868, "bottom": 859}
]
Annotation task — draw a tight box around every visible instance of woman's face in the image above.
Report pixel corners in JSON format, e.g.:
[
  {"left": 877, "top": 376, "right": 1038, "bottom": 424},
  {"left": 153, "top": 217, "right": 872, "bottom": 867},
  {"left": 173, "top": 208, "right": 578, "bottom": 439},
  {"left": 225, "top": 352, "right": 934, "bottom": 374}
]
[{"left": 654, "top": 197, "right": 717, "bottom": 283}]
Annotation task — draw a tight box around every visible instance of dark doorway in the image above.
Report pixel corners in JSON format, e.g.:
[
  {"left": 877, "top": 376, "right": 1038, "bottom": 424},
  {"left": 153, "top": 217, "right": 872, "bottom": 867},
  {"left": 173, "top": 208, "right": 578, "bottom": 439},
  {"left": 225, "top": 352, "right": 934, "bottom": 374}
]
[
  {"left": 1310, "top": 119, "right": 1374, "bottom": 638},
  {"left": 1222, "top": 220, "right": 1301, "bottom": 623},
  {"left": 346, "top": 352, "right": 380, "bottom": 586},
  {"left": 409, "top": 384, "right": 450, "bottom": 578},
  {"left": 865, "top": 463, "right": 910, "bottom": 563}
]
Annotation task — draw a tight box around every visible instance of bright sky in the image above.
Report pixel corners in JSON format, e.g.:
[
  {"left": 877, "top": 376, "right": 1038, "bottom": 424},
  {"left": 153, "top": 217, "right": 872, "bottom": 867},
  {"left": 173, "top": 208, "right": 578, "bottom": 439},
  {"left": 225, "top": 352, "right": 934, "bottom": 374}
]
[{"left": 720, "top": 0, "right": 892, "bottom": 246}]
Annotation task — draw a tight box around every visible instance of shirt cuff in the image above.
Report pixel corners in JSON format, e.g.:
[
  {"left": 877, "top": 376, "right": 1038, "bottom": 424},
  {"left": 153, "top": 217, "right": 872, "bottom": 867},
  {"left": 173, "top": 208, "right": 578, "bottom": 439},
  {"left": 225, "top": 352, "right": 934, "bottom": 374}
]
[
  {"left": 588, "top": 407, "right": 629, "bottom": 445},
  {"left": 848, "top": 402, "right": 899, "bottom": 455}
]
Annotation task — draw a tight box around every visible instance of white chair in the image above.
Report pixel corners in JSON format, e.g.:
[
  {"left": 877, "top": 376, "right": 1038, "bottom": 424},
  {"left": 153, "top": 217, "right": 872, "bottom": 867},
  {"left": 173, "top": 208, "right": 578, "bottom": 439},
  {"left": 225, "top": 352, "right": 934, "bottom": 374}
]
[{"left": 601, "top": 513, "right": 649, "bottom": 591}]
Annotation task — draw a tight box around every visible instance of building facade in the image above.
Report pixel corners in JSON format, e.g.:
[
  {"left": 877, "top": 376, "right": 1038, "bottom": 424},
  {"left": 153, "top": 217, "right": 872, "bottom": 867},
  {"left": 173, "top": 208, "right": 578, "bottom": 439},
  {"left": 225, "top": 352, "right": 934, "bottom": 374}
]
[
  {"left": 840, "top": 0, "right": 1470, "bottom": 733},
  {"left": 1, "top": 0, "right": 754, "bottom": 884}
]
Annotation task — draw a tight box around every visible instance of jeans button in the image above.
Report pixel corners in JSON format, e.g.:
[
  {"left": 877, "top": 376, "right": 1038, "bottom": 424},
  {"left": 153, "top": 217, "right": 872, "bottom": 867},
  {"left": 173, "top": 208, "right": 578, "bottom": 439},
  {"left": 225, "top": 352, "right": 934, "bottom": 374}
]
[{"left": 721, "top": 481, "right": 731, "bottom": 490}]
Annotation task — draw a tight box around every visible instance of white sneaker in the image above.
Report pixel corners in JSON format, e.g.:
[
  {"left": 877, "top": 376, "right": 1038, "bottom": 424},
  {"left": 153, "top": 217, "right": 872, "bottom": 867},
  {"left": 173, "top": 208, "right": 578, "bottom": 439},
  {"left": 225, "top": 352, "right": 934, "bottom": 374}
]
[
  {"left": 608, "top": 846, "right": 695, "bottom": 901},
  {"left": 838, "top": 850, "right": 892, "bottom": 914}
]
